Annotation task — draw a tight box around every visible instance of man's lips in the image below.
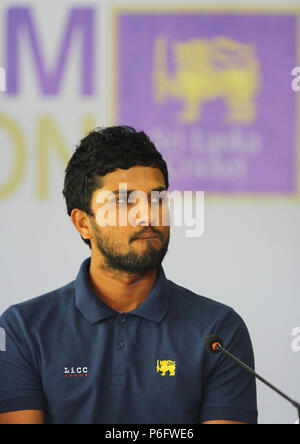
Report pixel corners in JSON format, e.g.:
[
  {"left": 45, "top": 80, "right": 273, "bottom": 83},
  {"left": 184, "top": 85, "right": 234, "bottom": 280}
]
[
  {"left": 136, "top": 233, "right": 158, "bottom": 239},
  {"left": 134, "top": 230, "right": 160, "bottom": 240}
]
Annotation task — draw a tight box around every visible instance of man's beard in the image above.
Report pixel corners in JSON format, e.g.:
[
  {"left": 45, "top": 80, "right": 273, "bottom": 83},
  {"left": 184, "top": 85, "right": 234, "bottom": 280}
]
[{"left": 91, "top": 223, "right": 170, "bottom": 273}]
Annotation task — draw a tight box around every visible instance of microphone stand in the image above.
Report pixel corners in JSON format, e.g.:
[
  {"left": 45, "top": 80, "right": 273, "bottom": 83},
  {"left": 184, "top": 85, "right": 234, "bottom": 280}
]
[{"left": 215, "top": 343, "right": 300, "bottom": 424}]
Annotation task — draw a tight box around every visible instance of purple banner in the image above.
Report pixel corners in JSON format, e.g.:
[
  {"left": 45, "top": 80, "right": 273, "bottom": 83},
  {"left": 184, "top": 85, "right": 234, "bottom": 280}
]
[{"left": 117, "top": 13, "right": 298, "bottom": 193}]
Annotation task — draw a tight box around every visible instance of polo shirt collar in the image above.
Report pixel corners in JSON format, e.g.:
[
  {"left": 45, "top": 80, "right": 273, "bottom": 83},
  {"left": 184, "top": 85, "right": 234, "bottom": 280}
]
[{"left": 74, "top": 257, "right": 170, "bottom": 324}]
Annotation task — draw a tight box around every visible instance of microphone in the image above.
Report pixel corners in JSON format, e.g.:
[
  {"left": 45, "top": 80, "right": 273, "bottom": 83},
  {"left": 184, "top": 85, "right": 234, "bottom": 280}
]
[{"left": 204, "top": 334, "right": 300, "bottom": 423}]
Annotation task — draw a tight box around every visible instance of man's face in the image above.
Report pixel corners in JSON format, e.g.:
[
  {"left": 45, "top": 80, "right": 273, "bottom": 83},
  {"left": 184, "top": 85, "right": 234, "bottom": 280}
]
[{"left": 88, "top": 166, "right": 170, "bottom": 273}]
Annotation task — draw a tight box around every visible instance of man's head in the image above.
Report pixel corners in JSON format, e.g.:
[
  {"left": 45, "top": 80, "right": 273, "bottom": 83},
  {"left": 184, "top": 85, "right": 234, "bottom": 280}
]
[{"left": 63, "top": 126, "right": 170, "bottom": 273}]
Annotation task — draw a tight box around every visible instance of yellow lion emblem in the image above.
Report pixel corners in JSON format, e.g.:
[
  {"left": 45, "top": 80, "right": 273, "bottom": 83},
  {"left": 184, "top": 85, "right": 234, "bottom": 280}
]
[
  {"left": 156, "top": 360, "right": 176, "bottom": 376},
  {"left": 153, "top": 35, "right": 261, "bottom": 124}
]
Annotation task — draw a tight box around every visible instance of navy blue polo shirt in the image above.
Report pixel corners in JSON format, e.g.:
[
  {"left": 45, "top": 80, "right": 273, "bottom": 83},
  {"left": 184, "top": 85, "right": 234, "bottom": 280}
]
[{"left": 0, "top": 257, "right": 257, "bottom": 424}]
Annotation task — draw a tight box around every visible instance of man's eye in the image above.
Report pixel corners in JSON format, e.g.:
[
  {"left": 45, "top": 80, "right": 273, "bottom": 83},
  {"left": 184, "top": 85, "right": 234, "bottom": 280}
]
[
  {"left": 151, "top": 195, "right": 168, "bottom": 203},
  {"left": 117, "top": 197, "right": 128, "bottom": 204}
]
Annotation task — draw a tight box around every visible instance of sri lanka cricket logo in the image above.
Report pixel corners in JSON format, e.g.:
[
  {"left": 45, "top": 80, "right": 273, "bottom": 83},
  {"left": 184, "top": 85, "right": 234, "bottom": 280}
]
[
  {"left": 156, "top": 360, "right": 176, "bottom": 376},
  {"left": 153, "top": 35, "right": 261, "bottom": 124}
]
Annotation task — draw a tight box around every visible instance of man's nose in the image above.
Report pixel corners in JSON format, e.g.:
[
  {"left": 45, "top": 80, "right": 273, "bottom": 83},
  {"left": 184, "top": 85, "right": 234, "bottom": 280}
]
[{"left": 139, "top": 199, "right": 156, "bottom": 226}]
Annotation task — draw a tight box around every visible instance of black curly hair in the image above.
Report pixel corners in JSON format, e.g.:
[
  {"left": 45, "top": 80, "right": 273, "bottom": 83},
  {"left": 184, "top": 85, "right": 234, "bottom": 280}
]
[{"left": 63, "top": 126, "right": 169, "bottom": 248}]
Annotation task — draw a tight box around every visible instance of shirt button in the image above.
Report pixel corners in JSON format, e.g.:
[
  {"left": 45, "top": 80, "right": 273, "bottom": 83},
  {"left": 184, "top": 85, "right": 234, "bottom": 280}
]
[
  {"left": 119, "top": 316, "right": 127, "bottom": 324},
  {"left": 116, "top": 341, "right": 124, "bottom": 350}
]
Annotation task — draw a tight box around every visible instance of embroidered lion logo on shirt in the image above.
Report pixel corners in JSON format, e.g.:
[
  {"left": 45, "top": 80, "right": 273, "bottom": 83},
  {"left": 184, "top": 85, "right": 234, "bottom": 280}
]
[{"left": 156, "top": 360, "right": 176, "bottom": 376}]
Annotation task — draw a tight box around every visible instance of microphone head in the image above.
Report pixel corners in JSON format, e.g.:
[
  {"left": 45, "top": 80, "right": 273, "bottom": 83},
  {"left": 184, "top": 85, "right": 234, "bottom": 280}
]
[{"left": 204, "top": 334, "right": 224, "bottom": 354}]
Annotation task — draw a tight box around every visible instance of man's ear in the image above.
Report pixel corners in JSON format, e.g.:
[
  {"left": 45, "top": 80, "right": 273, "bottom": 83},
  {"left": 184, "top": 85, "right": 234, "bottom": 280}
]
[{"left": 70, "top": 209, "right": 93, "bottom": 242}]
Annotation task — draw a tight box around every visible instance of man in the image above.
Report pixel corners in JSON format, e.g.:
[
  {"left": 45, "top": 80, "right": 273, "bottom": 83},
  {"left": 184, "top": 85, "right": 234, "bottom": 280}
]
[{"left": 0, "top": 126, "right": 257, "bottom": 424}]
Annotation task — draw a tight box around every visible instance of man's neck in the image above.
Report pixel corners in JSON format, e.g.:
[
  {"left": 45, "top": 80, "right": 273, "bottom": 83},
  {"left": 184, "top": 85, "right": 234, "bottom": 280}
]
[{"left": 88, "top": 255, "right": 158, "bottom": 313}]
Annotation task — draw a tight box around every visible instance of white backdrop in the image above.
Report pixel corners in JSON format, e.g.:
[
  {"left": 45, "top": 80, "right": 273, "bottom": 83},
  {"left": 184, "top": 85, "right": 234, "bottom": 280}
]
[{"left": 0, "top": 0, "right": 300, "bottom": 424}]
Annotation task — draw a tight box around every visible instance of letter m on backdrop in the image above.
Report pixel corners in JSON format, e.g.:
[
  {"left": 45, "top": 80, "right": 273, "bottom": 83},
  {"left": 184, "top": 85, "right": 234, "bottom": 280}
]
[{"left": 6, "top": 7, "right": 95, "bottom": 95}]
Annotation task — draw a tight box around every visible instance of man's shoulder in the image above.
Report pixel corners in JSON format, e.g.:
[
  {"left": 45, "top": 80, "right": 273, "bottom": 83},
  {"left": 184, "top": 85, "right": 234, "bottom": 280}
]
[
  {"left": 166, "top": 278, "right": 251, "bottom": 346},
  {"left": 167, "top": 278, "right": 238, "bottom": 323},
  {"left": 0, "top": 281, "right": 75, "bottom": 325}
]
